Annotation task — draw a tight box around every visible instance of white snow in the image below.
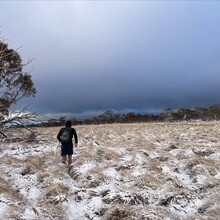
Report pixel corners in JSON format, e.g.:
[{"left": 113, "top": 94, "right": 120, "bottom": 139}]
[
  {"left": 0, "top": 199, "right": 8, "bottom": 219},
  {"left": 0, "top": 121, "right": 220, "bottom": 219},
  {"left": 77, "top": 162, "right": 96, "bottom": 173}
]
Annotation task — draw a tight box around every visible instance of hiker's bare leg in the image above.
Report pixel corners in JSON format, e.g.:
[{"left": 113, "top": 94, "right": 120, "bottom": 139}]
[
  {"left": 67, "top": 155, "right": 72, "bottom": 165},
  {"left": 62, "top": 156, "right": 67, "bottom": 164}
]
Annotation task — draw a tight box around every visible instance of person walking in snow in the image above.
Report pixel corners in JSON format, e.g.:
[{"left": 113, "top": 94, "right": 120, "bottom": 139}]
[{"left": 57, "top": 120, "right": 78, "bottom": 165}]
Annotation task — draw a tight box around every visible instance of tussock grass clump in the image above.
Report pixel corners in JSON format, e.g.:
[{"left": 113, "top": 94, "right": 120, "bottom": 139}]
[
  {"left": 185, "top": 158, "right": 200, "bottom": 171},
  {"left": 33, "top": 204, "right": 65, "bottom": 220},
  {"left": 192, "top": 148, "right": 215, "bottom": 157},
  {"left": 4, "top": 212, "right": 23, "bottom": 220},
  {"left": 101, "top": 148, "right": 121, "bottom": 162},
  {"left": 72, "top": 189, "right": 88, "bottom": 202},
  {"left": 77, "top": 167, "right": 108, "bottom": 188},
  {"left": 21, "top": 165, "right": 35, "bottom": 176},
  {"left": 25, "top": 155, "right": 45, "bottom": 170},
  {"left": 0, "top": 161, "right": 23, "bottom": 201},
  {"left": 102, "top": 191, "right": 148, "bottom": 206},
  {"left": 163, "top": 177, "right": 183, "bottom": 190},
  {"left": 146, "top": 158, "right": 163, "bottom": 174},
  {"left": 166, "top": 143, "right": 178, "bottom": 151},
  {"left": 187, "top": 201, "right": 220, "bottom": 220},
  {"left": 159, "top": 192, "right": 191, "bottom": 208},
  {"left": 102, "top": 206, "right": 136, "bottom": 220},
  {"left": 185, "top": 156, "right": 218, "bottom": 178},
  {"left": 1, "top": 155, "right": 24, "bottom": 166},
  {"left": 0, "top": 174, "right": 7, "bottom": 185},
  {"left": 43, "top": 183, "right": 70, "bottom": 205},
  {"left": 135, "top": 174, "right": 161, "bottom": 189}
]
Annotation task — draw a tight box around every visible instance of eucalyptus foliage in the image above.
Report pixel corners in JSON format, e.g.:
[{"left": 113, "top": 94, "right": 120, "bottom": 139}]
[{"left": 0, "top": 40, "right": 36, "bottom": 115}]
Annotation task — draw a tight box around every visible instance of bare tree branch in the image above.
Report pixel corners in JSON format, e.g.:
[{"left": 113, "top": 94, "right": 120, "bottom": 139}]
[{"left": 0, "top": 32, "right": 37, "bottom": 142}]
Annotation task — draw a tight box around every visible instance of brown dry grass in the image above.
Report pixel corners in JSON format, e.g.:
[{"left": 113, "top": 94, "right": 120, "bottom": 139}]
[{"left": 1, "top": 121, "right": 220, "bottom": 219}]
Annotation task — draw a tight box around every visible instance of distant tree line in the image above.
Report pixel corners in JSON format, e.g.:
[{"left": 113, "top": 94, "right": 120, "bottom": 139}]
[{"left": 34, "top": 104, "right": 220, "bottom": 127}]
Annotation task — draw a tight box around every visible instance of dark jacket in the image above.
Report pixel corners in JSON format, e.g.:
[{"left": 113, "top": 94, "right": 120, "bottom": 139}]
[{"left": 57, "top": 127, "right": 78, "bottom": 145}]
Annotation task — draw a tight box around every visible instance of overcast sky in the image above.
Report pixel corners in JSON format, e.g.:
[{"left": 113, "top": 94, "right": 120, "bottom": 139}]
[{"left": 1, "top": 1, "right": 220, "bottom": 117}]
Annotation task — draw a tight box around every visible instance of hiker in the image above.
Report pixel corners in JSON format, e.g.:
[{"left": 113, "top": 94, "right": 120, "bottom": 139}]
[{"left": 57, "top": 120, "right": 78, "bottom": 165}]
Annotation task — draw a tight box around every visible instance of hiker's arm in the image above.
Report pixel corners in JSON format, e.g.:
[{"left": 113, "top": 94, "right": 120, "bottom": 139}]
[
  {"left": 73, "top": 129, "right": 78, "bottom": 146},
  {"left": 57, "top": 130, "right": 62, "bottom": 142}
]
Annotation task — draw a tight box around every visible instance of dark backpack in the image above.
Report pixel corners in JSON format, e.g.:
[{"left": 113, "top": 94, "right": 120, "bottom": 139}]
[{"left": 60, "top": 128, "right": 71, "bottom": 143}]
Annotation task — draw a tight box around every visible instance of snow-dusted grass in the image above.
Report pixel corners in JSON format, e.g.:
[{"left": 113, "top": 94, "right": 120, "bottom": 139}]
[{"left": 0, "top": 121, "right": 220, "bottom": 219}]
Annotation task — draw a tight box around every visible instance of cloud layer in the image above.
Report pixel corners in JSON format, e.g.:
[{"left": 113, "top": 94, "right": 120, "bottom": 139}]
[{"left": 1, "top": 1, "right": 220, "bottom": 115}]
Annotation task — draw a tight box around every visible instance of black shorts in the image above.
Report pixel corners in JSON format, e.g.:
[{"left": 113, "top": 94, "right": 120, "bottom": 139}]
[{"left": 61, "top": 144, "right": 73, "bottom": 156}]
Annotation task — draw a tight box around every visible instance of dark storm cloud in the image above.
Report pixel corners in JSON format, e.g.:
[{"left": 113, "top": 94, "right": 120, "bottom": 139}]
[{"left": 1, "top": 1, "right": 220, "bottom": 116}]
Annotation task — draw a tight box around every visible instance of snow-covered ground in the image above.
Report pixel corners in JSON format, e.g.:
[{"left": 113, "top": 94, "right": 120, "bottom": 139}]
[{"left": 0, "top": 121, "right": 220, "bottom": 220}]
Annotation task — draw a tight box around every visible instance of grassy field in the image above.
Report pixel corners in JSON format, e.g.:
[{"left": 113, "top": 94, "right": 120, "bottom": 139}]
[{"left": 0, "top": 121, "right": 220, "bottom": 219}]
